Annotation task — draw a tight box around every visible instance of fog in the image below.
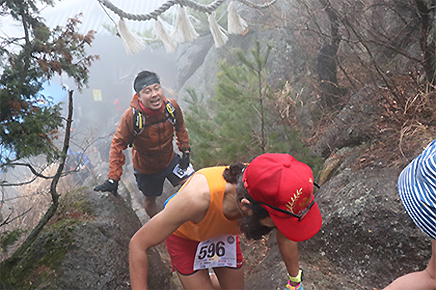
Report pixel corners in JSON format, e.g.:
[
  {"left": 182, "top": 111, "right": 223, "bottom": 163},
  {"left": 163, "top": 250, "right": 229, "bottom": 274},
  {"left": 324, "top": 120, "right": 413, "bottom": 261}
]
[
  {"left": 65, "top": 34, "right": 179, "bottom": 143},
  {"left": 1, "top": 0, "right": 180, "bottom": 145},
  {"left": 38, "top": 0, "right": 181, "bottom": 147},
  {"left": 0, "top": 0, "right": 183, "bottom": 233}
]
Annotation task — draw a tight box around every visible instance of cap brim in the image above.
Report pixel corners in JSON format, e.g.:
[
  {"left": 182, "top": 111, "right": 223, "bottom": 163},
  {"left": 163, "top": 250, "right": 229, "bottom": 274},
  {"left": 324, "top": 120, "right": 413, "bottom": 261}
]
[{"left": 268, "top": 201, "right": 322, "bottom": 242}]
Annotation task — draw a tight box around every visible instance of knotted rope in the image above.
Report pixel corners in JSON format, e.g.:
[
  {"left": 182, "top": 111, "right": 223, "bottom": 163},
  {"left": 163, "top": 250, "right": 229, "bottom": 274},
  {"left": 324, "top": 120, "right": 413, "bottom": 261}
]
[{"left": 97, "top": 0, "right": 277, "bottom": 21}]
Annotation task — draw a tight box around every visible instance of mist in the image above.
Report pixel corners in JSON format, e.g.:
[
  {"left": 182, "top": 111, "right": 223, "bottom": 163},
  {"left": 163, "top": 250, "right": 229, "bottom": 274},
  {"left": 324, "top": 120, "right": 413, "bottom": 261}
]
[
  {"left": 0, "top": 0, "right": 181, "bottom": 235},
  {"left": 65, "top": 34, "right": 179, "bottom": 143}
]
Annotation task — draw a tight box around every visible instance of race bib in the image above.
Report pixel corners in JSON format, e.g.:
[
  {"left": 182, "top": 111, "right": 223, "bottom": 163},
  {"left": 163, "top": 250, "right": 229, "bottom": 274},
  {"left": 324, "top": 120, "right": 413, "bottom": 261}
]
[
  {"left": 172, "top": 163, "right": 194, "bottom": 179},
  {"left": 193, "top": 235, "right": 237, "bottom": 271}
]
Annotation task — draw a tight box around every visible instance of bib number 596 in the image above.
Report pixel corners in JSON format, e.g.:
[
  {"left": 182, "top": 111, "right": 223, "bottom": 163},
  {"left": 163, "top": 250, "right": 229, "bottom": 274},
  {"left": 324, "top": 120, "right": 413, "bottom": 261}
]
[
  {"left": 197, "top": 241, "right": 225, "bottom": 260},
  {"left": 193, "top": 235, "right": 237, "bottom": 270}
]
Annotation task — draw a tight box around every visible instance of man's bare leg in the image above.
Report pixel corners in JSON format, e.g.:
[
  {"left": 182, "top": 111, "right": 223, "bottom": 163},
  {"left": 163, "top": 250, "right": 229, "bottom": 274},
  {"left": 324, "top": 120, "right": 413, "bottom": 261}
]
[{"left": 143, "top": 196, "right": 158, "bottom": 218}]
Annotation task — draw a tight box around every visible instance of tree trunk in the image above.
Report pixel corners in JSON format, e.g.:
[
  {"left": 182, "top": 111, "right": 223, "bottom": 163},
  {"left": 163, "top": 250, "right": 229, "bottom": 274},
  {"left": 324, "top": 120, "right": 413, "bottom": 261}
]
[
  {"left": 414, "top": 0, "right": 436, "bottom": 85},
  {"left": 317, "top": 0, "right": 342, "bottom": 108}
]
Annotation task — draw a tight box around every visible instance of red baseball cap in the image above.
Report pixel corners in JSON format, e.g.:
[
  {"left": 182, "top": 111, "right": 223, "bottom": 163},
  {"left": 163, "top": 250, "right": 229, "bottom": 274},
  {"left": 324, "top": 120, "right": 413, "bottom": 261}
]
[{"left": 243, "top": 153, "right": 322, "bottom": 242}]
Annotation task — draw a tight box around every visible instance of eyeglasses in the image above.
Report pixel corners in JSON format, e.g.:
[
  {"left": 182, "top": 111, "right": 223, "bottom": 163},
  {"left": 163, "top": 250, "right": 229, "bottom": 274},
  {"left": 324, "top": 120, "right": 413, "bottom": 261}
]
[{"left": 249, "top": 182, "right": 321, "bottom": 222}]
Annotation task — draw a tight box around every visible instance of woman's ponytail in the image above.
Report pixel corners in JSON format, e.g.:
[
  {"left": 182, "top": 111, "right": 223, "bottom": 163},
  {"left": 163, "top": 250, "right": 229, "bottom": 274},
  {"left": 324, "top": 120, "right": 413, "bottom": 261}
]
[{"left": 222, "top": 161, "right": 246, "bottom": 184}]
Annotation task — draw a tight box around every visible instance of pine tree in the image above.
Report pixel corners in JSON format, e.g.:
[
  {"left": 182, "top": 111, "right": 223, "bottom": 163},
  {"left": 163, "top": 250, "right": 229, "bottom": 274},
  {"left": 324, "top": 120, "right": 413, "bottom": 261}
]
[
  {"left": 184, "top": 40, "right": 321, "bottom": 169},
  {"left": 0, "top": 0, "right": 98, "bottom": 167}
]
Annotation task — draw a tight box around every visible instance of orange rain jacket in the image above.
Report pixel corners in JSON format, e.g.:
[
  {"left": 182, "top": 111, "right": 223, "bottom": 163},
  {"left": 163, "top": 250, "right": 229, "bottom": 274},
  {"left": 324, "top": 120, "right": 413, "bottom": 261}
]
[{"left": 108, "top": 94, "right": 190, "bottom": 181}]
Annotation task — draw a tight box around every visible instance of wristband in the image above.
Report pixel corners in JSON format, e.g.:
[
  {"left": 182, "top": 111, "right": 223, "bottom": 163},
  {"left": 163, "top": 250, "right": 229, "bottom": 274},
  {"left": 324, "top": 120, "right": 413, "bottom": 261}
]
[
  {"left": 286, "top": 282, "right": 303, "bottom": 290},
  {"left": 287, "top": 269, "right": 303, "bottom": 283}
]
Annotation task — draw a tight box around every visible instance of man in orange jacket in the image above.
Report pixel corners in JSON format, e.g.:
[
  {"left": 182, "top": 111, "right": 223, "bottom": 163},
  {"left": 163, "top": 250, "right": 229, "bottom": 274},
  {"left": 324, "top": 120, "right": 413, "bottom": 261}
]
[{"left": 94, "top": 70, "right": 192, "bottom": 217}]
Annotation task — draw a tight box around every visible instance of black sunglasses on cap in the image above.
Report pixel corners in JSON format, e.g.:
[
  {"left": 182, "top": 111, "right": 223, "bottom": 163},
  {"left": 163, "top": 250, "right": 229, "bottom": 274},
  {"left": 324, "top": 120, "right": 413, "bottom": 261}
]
[{"left": 247, "top": 182, "right": 321, "bottom": 222}]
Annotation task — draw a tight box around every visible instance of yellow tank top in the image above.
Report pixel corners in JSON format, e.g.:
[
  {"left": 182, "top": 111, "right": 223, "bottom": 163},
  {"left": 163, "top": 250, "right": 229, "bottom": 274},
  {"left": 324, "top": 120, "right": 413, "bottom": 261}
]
[{"left": 171, "top": 166, "right": 241, "bottom": 241}]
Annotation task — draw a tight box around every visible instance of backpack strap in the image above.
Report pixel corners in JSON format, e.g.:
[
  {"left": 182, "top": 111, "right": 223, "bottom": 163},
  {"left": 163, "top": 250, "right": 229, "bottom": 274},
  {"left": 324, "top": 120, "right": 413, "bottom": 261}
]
[
  {"left": 129, "top": 101, "right": 179, "bottom": 147},
  {"left": 165, "top": 99, "right": 178, "bottom": 130},
  {"left": 129, "top": 108, "right": 144, "bottom": 148},
  {"left": 132, "top": 108, "right": 144, "bottom": 136}
]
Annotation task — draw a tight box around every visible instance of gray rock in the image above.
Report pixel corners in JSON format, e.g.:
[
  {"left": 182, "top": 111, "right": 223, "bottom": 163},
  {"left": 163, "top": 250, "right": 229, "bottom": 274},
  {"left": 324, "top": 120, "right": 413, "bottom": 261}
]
[
  {"left": 2, "top": 188, "right": 171, "bottom": 290},
  {"left": 311, "top": 85, "right": 381, "bottom": 158},
  {"left": 175, "top": 35, "right": 214, "bottom": 91}
]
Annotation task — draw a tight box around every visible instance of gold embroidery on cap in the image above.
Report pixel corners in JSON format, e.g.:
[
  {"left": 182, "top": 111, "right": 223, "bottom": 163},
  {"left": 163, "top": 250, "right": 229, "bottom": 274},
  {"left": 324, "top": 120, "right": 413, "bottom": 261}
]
[{"left": 286, "top": 188, "right": 303, "bottom": 213}]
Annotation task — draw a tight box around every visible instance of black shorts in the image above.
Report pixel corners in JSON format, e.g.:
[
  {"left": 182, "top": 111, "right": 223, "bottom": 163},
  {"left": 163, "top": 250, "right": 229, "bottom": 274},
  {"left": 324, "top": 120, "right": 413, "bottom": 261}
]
[{"left": 134, "top": 154, "right": 192, "bottom": 197}]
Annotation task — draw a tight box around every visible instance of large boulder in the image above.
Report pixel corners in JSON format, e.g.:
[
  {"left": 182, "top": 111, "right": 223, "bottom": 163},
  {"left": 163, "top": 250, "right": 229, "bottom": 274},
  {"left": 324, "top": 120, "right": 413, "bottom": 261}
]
[
  {"left": 0, "top": 187, "right": 171, "bottom": 290},
  {"left": 175, "top": 34, "right": 214, "bottom": 91},
  {"left": 311, "top": 85, "right": 381, "bottom": 158}
]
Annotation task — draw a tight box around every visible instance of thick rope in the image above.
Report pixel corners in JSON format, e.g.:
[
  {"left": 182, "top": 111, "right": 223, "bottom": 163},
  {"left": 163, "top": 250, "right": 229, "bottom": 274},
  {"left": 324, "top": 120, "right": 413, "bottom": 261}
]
[
  {"left": 97, "top": 0, "right": 277, "bottom": 21},
  {"left": 177, "top": 0, "right": 226, "bottom": 13},
  {"left": 237, "top": 0, "right": 277, "bottom": 9},
  {"left": 97, "top": 0, "right": 178, "bottom": 21}
]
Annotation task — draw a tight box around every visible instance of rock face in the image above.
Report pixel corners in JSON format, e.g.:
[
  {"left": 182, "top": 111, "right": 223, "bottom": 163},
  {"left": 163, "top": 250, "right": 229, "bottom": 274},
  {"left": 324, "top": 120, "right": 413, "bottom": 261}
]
[
  {"left": 301, "top": 150, "right": 431, "bottom": 289},
  {"left": 175, "top": 34, "right": 214, "bottom": 91},
  {"left": 245, "top": 146, "right": 432, "bottom": 290},
  {"left": 311, "top": 85, "right": 381, "bottom": 158},
  {"left": 1, "top": 188, "right": 171, "bottom": 290},
  {"left": 176, "top": 28, "right": 304, "bottom": 110}
]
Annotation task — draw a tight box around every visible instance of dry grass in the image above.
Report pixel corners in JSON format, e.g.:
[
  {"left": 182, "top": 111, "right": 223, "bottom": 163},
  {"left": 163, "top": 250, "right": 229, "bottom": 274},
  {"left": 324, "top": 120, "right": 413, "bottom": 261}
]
[
  {"left": 360, "top": 79, "right": 436, "bottom": 169},
  {"left": 272, "top": 70, "right": 436, "bottom": 171}
]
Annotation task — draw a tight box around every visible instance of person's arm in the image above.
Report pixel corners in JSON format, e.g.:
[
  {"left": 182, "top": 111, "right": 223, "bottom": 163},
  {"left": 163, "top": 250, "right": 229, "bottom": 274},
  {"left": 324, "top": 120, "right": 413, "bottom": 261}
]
[
  {"left": 276, "top": 229, "right": 301, "bottom": 288},
  {"left": 129, "top": 174, "right": 210, "bottom": 290},
  {"left": 108, "top": 109, "right": 133, "bottom": 181},
  {"left": 95, "top": 109, "right": 134, "bottom": 195},
  {"left": 171, "top": 100, "right": 190, "bottom": 151},
  {"left": 129, "top": 213, "right": 174, "bottom": 290}
]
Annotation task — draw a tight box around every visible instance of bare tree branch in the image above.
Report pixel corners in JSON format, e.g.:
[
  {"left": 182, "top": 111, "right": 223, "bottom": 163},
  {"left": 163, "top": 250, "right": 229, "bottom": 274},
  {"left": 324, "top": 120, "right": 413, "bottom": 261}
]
[{"left": 0, "top": 207, "right": 32, "bottom": 228}]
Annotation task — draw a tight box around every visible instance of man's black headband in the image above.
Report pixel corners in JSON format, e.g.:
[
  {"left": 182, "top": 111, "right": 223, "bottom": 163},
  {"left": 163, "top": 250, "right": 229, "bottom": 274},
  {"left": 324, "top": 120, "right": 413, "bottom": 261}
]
[{"left": 134, "top": 75, "right": 160, "bottom": 93}]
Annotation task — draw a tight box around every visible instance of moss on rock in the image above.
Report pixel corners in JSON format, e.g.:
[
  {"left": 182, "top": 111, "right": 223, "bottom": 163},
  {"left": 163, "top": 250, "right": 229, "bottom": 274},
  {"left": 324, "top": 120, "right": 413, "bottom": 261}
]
[{"left": 0, "top": 187, "right": 91, "bottom": 290}]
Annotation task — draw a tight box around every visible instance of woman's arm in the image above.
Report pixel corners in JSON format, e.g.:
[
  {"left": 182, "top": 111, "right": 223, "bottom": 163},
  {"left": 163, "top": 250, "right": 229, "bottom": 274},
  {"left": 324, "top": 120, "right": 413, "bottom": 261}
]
[
  {"left": 129, "top": 174, "right": 210, "bottom": 289},
  {"left": 276, "top": 229, "right": 300, "bottom": 287}
]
